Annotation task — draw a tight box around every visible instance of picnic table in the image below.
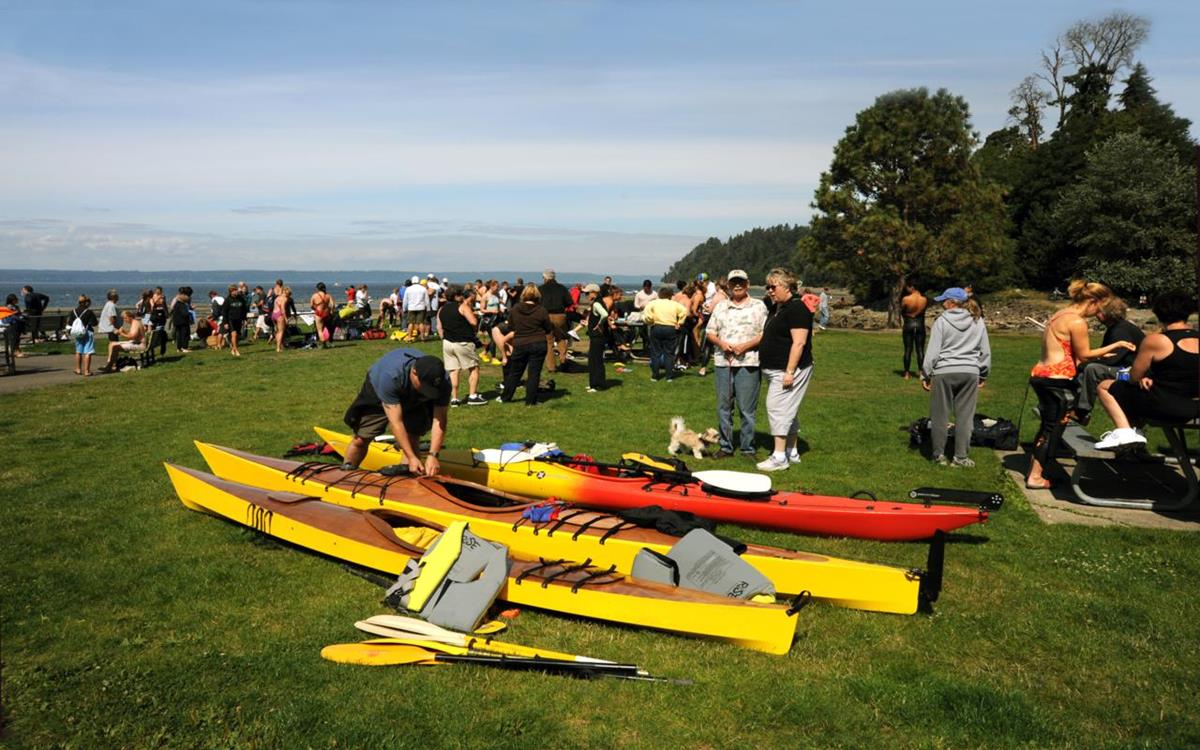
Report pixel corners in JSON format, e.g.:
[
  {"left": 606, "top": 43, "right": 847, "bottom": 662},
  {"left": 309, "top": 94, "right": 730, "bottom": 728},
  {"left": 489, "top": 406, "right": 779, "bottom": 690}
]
[{"left": 1061, "top": 420, "right": 1199, "bottom": 511}]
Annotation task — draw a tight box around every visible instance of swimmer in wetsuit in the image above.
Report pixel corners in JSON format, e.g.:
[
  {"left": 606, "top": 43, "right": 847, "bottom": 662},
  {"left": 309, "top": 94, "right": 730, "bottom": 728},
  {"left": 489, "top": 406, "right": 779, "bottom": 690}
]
[{"left": 900, "top": 281, "right": 928, "bottom": 380}]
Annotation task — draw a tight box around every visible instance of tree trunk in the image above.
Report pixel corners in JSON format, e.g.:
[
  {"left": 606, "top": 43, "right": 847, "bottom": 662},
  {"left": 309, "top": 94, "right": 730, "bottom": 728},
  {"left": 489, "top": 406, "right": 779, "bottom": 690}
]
[{"left": 887, "top": 275, "right": 905, "bottom": 328}]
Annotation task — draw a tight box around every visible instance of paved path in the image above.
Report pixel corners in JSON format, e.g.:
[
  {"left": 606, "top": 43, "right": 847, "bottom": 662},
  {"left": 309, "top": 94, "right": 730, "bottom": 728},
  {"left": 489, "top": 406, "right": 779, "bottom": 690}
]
[
  {"left": 1000, "top": 448, "right": 1199, "bottom": 531},
  {"left": 0, "top": 353, "right": 123, "bottom": 395}
]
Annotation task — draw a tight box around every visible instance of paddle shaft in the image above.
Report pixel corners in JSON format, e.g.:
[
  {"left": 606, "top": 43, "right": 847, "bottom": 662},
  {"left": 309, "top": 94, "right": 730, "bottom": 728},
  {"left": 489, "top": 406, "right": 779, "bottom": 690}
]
[{"left": 358, "top": 617, "right": 613, "bottom": 665}]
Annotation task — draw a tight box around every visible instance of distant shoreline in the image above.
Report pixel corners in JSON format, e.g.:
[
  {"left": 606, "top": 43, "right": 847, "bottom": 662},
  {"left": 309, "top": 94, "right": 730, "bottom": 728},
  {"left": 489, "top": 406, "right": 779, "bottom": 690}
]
[{"left": 0, "top": 268, "right": 657, "bottom": 286}]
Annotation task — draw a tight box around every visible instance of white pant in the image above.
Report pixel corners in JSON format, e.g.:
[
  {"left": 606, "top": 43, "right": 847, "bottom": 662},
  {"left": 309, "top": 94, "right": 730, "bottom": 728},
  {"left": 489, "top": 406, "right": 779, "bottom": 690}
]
[{"left": 763, "top": 366, "right": 813, "bottom": 436}]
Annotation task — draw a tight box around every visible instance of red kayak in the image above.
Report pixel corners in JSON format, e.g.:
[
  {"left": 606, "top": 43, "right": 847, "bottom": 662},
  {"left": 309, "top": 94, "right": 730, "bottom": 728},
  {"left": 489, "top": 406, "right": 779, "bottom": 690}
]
[
  {"left": 316, "top": 428, "right": 993, "bottom": 541},
  {"left": 520, "top": 455, "right": 993, "bottom": 541}
]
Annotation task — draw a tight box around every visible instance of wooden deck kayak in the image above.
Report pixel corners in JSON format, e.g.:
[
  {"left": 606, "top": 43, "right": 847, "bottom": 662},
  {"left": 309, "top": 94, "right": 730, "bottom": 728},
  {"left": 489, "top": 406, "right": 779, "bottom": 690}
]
[
  {"left": 166, "top": 463, "right": 800, "bottom": 654},
  {"left": 195, "top": 442, "right": 943, "bottom": 615}
]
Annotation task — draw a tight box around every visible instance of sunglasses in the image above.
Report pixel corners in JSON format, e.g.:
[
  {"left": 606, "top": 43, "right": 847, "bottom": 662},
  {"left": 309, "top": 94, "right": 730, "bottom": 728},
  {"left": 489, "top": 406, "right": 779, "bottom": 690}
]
[{"left": 765, "top": 284, "right": 777, "bottom": 291}]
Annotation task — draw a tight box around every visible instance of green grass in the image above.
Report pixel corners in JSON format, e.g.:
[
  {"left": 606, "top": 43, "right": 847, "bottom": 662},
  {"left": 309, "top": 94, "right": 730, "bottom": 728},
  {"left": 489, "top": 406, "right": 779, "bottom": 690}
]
[{"left": 3, "top": 331, "right": 1199, "bottom": 749}]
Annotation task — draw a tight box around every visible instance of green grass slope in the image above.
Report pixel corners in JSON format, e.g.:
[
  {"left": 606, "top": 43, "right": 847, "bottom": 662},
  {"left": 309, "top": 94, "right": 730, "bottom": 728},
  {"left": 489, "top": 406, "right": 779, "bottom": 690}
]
[{"left": 2, "top": 331, "right": 1197, "bottom": 749}]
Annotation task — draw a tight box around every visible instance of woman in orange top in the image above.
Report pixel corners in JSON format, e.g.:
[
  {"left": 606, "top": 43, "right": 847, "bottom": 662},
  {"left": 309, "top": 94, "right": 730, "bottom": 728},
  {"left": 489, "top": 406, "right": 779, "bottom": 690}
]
[{"left": 1026, "top": 280, "right": 1136, "bottom": 489}]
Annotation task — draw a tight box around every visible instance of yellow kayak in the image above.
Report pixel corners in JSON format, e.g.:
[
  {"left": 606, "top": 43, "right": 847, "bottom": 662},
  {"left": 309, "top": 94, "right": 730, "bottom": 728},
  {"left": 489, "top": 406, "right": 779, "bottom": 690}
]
[
  {"left": 166, "top": 463, "right": 799, "bottom": 654},
  {"left": 196, "top": 442, "right": 940, "bottom": 615}
]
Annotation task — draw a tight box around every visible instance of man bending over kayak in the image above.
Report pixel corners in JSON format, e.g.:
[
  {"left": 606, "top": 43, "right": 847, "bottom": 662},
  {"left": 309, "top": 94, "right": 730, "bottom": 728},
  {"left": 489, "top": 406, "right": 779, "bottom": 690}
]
[{"left": 341, "top": 348, "right": 451, "bottom": 475}]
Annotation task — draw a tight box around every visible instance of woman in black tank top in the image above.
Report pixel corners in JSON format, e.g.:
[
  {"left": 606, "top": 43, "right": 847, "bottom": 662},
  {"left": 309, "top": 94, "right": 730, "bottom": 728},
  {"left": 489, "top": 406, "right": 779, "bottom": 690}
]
[
  {"left": 1097, "top": 291, "right": 1199, "bottom": 434},
  {"left": 439, "top": 287, "right": 479, "bottom": 344}
]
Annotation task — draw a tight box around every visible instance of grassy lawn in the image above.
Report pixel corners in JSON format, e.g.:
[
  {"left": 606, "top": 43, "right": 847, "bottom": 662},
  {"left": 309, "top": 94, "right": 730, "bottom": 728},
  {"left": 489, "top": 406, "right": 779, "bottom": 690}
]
[{"left": 3, "top": 330, "right": 1198, "bottom": 749}]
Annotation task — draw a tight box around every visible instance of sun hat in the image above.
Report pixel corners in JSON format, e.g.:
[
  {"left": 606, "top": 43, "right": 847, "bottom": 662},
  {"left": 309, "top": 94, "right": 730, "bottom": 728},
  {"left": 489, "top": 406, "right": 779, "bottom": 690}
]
[
  {"left": 934, "top": 287, "right": 969, "bottom": 302},
  {"left": 582, "top": 283, "right": 601, "bottom": 294}
]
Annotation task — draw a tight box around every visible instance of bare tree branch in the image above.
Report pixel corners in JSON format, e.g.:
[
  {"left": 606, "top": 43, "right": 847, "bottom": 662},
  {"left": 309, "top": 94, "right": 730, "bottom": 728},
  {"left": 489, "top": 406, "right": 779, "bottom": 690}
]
[
  {"left": 1036, "top": 38, "right": 1067, "bottom": 127},
  {"left": 1063, "top": 11, "right": 1149, "bottom": 85},
  {"left": 1008, "top": 76, "right": 1050, "bottom": 148}
]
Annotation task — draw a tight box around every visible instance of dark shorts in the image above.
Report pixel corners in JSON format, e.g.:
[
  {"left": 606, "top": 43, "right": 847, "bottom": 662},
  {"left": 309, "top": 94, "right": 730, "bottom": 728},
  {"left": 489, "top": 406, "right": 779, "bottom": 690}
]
[
  {"left": 408, "top": 309, "right": 428, "bottom": 325},
  {"left": 1110, "top": 381, "right": 1200, "bottom": 424},
  {"left": 548, "top": 313, "right": 568, "bottom": 342},
  {"left": 343, "top": 375, "right": 434, "bottom": 439}
]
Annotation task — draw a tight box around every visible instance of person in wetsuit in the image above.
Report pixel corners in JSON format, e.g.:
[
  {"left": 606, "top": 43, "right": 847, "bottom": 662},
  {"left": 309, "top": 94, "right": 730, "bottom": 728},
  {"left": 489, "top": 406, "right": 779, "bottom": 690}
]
[{"left": 900, "top": 281, "right": 928, "bottom": 380}]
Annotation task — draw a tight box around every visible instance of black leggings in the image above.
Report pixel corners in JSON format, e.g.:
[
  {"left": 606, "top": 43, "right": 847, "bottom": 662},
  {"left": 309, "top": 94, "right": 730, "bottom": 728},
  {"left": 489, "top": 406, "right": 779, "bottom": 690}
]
[
  {"left": 174, "top": 323, "right": 191, "bottom": 351},
  {"left": 902, "top": 317, "right": 926, "bottom": 374},
  {"left": 501, "top": 341, "right": 546, "bottom": 405},
  {"left": 588, "top": 334, "right": 606, "bottom": 390},
  {"left": 1030, "top": 377, "right": 1078, "bottom": 472}
]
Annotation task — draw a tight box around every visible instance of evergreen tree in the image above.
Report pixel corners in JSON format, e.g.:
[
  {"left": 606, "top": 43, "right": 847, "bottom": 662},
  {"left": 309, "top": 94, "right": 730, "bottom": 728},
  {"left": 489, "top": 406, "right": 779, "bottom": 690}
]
[
  {"left": 1112, "top": 63, "right": 1196, "bottom": 163},
  {"left": 661, "top": 225, "right": 810, "bottom": 284},
  {"left": 1007, "top": 64, "right": 1114, "bottom": 286},
  {"left": 803, "top": 88, "right": 1013, "bottom": 324},
  {"left": 1053, "top": 131, "right": 1196, "bottom": 297}
]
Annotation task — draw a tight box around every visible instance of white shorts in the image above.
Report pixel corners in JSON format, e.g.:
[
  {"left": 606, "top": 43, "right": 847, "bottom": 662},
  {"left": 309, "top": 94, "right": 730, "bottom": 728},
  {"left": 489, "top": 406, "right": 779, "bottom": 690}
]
[
  {"left": 442, "top": 340, "right": 480, "bottom": 372},
  {"left": 763, "top": 365, "right": 813, "bottom": 436}
]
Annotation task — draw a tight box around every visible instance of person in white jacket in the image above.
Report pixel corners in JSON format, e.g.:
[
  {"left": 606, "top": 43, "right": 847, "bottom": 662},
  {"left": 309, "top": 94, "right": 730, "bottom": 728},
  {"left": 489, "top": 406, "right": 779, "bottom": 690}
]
[{"left": 921, "top": 287, "right": 991, "bottom": 467}]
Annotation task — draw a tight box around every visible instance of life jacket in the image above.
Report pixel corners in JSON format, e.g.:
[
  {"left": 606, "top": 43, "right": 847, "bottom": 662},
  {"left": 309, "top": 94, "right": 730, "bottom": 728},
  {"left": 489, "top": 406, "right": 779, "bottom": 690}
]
[
  {"left": 384, "top": 522, "right": 509, "bottom": 632},
  {"left": 631, "top": 528, "right": 775, "bottom": 603}
]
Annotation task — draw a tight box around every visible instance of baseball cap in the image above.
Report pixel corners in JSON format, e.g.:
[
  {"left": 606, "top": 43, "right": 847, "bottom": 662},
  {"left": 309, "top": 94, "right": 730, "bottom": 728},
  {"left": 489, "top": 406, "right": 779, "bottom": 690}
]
[
  {"left": 427, "top": 273, "right": 436, "bottom": 279},
  {"left": 727, "top": 269, "right": 749, "bottom": 282},
  {"left": 410, "top": 275, "right": 420, "bottom": 284},
  {"left": 696, "top": 272, "right": 708, "bottom": 281},
  {"left": 412, "top": 356, "right": 449, "bottom": 401},
  {"left": 934, "top": 287, "right": 969, "bottom": 302},
  {"left": 441, "top": 277, "right": 449, "bottom": 284},
  {"left": 582, "top": 283, "right": 601, "bottom": 294}
]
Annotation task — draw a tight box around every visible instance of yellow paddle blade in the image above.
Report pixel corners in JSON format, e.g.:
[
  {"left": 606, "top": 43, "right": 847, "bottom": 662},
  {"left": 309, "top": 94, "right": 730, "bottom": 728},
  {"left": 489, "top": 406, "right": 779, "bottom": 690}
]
[
  {"left": 320, "top": 642, "right": 445, "bottom": 667},
  {"left": 473, "top": 620, "right": 507, "bottom": 635}
]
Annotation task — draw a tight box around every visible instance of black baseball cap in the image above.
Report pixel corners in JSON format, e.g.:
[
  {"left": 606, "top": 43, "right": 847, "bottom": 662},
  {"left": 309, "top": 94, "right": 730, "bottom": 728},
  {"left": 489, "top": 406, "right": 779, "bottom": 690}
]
[{"left": 412, "top": 356, "right": 449, "bottom": 401}]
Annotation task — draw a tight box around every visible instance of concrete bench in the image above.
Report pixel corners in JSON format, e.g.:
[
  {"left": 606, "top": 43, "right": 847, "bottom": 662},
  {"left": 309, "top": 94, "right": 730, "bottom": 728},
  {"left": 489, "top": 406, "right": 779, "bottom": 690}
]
[{"left": 1062, "top": 420, "right": 1199, "bottom": 511}]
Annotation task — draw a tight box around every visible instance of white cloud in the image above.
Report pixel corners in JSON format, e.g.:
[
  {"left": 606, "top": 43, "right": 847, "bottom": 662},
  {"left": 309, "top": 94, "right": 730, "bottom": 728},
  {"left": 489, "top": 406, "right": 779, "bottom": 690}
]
[{"left": 0, "top": 218, "right": 705, "bottom": 274}]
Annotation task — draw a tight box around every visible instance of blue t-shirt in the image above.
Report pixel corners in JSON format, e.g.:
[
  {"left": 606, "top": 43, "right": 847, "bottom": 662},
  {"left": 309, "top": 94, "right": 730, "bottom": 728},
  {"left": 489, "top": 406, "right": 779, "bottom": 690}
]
[{"left": 367, "top": 348, "right": 450, "bottom": 407}]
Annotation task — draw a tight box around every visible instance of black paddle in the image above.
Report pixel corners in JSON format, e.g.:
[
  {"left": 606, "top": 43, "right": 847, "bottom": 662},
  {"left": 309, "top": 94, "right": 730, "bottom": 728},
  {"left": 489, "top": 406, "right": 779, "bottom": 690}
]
[{"left": 908, "top": 487, "right": 1004, "bottom": 511}]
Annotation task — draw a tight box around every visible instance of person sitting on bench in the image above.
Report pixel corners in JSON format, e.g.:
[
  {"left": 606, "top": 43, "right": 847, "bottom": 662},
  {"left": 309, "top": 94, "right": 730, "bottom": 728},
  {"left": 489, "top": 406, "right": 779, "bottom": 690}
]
[
  {"left": 1094, "top": 290, "right": 1199, "bottom": 450},
  {"left": 102, "top": 310, "right": 146, "bottom": 372},
  {"left": 1026, "top": 280, "right": 1135, "bottom": 490},
  {"left": 1070, "top": 296, "right": 1143, "bottom": 426}
]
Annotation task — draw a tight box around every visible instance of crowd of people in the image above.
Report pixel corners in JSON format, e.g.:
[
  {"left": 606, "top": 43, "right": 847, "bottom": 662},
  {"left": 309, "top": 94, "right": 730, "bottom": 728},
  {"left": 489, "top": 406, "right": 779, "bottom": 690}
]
[
  {"left": 910, "top": 279, "right": 1197, "bottom": 487},
  {"left": 5, "top": 273, "right": 1196, "bottom": 490}
]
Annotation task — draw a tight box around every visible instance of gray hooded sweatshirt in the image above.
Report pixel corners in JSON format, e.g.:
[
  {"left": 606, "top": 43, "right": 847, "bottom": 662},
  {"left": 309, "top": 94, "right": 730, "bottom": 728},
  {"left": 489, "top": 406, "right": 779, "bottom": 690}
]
[{"left": 921, "top": 307, "right": 991, "bottom": 380}]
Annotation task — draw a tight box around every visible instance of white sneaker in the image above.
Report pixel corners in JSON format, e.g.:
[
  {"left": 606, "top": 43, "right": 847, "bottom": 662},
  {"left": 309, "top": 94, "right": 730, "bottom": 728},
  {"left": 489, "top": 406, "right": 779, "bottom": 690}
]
[
  {"left": 1094, "top": 428, "right": 1148, "bottom": 450},
  {"left": 756, "top": 455, "right": 790, "bottom": 472},
  {"left": 787, "top": 450, "right": 801, "bottom": 464}
]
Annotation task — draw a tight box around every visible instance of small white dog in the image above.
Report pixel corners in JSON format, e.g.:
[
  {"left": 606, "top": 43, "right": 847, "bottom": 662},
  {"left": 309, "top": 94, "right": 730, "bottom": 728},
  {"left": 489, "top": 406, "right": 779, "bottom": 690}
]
[{"left": 668, "top": 416, "right": 720, "bottom": 459}]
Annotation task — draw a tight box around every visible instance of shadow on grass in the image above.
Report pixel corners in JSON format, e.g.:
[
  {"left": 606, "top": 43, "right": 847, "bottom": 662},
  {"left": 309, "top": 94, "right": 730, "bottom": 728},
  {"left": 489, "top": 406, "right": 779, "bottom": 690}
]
[
  {"left": 943, "top": 533, "right": 990, "bottom": 545},
  {"left": 751, "top": 434, "right": 811, "bottom": 455},
  {"left": 485, "top": 382, "right": 572, "bottom": 403}
]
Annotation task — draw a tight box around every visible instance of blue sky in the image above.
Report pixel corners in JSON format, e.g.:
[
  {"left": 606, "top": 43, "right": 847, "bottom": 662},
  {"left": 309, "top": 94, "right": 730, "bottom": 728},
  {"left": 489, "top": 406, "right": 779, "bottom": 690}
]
[{"left": 2, "top": 1, "right": 1197, "bottom": 274}]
